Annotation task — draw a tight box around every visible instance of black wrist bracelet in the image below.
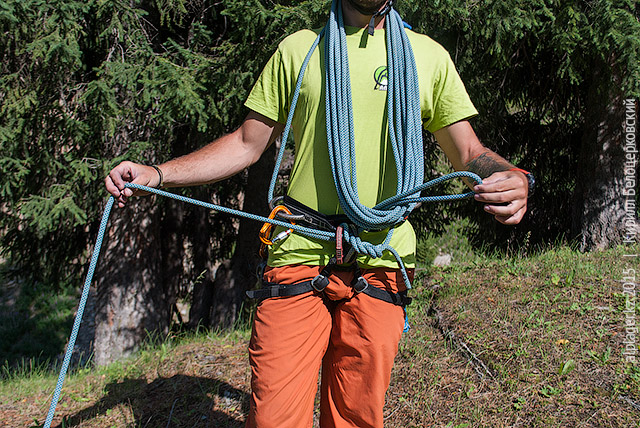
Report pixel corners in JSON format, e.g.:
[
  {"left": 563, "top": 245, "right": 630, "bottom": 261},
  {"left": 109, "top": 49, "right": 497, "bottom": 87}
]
[{"left": 151, "top": 165, "right": 164, "bottom": 188}]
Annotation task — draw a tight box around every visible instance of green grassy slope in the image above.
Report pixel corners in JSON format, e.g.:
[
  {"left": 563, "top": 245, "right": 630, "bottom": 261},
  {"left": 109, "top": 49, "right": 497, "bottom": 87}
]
[{"left": 1, "top": 246, "right": 638, "bottom": 427}]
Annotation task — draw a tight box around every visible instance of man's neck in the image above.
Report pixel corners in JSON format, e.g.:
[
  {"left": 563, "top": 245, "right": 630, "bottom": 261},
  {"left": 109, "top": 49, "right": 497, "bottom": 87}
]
[{"left": 341, "top": 1, "right": 386, "bottom": 30}]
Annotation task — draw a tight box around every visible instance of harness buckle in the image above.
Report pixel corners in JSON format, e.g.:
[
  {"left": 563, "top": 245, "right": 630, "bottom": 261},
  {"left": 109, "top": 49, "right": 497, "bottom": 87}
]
[
  {"left": 268, "top": 285, "right": 280, "bottom": 298},
  {"left": 311, "top": 275, "right": 329, "bottom": 292},
  {"left": 352, "top": 276, "right": 369, "bottom": 294}
]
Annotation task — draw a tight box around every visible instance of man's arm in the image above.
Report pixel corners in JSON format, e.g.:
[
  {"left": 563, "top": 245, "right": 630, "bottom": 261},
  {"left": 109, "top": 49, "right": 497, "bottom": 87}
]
[
  {"left": 433, "top": 120, "right": 528, "bottom": 225},
  {"left": 105, "top": 111, "right": 284, "bottom": 207}
]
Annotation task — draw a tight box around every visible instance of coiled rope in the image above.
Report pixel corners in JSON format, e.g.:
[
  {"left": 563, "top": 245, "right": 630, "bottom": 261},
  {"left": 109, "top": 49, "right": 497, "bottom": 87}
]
[
  {"left": 43, "top": 1, "right": 481, "bottom": 424},
  {"left": 268, "top": 0, "right": 480, "bottom": 287}
]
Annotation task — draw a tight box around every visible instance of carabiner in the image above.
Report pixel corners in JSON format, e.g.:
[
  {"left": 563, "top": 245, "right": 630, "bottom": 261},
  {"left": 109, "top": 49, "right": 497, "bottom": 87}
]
[{"left": 259, "top": 205, "right": 295, "bottom": 245}]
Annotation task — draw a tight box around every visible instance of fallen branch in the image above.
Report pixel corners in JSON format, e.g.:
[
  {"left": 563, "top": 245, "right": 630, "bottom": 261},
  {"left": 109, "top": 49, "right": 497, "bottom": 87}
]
[
  {"left": 429, "top": 307, "right": 496, "bottom": 380},
  {"left": 619, "top": 395, "right": 640, "bottom": 412}
]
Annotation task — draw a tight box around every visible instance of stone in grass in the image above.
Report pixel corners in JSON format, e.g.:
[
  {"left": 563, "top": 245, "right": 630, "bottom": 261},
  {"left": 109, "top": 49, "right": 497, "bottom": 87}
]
[{"left": 433, "top": 254, "right": 452, "bottom": 267}]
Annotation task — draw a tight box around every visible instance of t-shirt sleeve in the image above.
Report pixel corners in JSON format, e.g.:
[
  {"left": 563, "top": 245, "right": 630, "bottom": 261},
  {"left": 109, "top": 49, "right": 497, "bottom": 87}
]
[
  {"left": 244, "top": 47, "right": 293, "bottom": 124},
  {"left": 425, "top": 53, "right": 478, "bottom": 133}
]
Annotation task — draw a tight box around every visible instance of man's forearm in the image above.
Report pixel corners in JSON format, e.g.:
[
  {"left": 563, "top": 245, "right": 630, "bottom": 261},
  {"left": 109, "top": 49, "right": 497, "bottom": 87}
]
[
  {"left": 158, "top": 132, "right": 258, "bottom": 188},
  {"left": 158, "top": 111, "right": 282, "bottom": 188},
  {"left": 464, "top": 149, "right": 515, "bottom": 179}
]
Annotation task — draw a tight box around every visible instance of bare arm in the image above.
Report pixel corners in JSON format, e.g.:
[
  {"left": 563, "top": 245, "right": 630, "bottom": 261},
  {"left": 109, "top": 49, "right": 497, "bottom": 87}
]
[
  {"left": 105, "top": 111, "right": 284, "bottom": 207},
  {"left": 433, "top": 120, "right": 528, "bottom": 225}
]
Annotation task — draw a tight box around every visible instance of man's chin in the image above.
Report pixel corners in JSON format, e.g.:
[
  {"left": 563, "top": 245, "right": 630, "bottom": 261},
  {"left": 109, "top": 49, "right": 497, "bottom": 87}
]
[{"left": 344, "top": 0, "right": 389, "bottom": 15}]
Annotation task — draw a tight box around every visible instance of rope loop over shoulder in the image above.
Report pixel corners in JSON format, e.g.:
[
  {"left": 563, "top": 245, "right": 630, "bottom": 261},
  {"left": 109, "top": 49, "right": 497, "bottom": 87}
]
[{"left": 267, "top": 0, "right": 481, "bottom": 289}]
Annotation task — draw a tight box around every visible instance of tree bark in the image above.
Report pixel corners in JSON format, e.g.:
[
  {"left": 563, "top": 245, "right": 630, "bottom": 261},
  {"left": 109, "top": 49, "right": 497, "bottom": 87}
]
[
  {"left": 187, "top": 189, "right": 219, "bottom": 328},
  {"left": 209, "top": 143, "right": 277, "bottom": 328},
  {"left": 91, "top": 196, "right": 172, "bottom": 366},
  {"left": 572, "top": 61, "right": 629, "bottom": 251}
]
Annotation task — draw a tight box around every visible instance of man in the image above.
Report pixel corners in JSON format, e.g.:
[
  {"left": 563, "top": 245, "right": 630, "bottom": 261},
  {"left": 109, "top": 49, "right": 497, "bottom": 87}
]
[{"left": 105, "top": 0, "right": 530, "bottom": 426}]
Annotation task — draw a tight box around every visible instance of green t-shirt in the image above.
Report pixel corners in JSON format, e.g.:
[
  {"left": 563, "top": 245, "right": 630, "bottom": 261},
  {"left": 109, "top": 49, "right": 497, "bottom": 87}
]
[{"left": 244, "top": 26, "right": 478, "bottom": 269}]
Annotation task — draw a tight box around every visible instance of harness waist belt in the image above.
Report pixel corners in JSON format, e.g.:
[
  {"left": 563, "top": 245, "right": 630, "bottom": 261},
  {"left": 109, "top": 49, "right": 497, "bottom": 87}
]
[
  {"left": 281, "top": 196, "right": 350, "bottom": 232},
  {"left": 246, "top": 280, "right": 412, "bottom": 307}
]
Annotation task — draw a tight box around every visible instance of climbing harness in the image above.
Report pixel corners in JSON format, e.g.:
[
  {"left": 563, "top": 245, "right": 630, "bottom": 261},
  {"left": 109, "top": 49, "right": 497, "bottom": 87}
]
[
  {"left": 246, "top": 257, "right": 412, "bottom": 307},
  {"left": 43, "top": 0, "right": 482, "bottom": 425}
]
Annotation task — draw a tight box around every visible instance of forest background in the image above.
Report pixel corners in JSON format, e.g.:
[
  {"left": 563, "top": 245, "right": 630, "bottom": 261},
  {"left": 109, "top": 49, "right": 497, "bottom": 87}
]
[{"left": 0, "top": 0, "right": 639, "bottom": 368}]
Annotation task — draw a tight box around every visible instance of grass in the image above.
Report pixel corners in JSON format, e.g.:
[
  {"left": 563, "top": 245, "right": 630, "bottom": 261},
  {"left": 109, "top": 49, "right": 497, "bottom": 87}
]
[
  {"left": 1, "top": 244, "right": 639, "bottom": 427},
  {"left": 1, "top": 329, "right": 252, "bottom": 427},
  {"left": 392, "top": 244, "right": 640, "bottom": 427}
]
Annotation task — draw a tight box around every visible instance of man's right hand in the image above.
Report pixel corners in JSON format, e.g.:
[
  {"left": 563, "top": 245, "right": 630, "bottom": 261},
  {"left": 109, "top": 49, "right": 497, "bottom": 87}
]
[{"left": 105, "top": 161, "right": 162, "bottom": 208}]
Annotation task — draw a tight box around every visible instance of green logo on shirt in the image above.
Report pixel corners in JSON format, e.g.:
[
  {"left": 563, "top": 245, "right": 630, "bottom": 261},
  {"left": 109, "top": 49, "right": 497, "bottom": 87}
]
[{"left": 373, "top": 66, "right": 388, "bottom": 91}]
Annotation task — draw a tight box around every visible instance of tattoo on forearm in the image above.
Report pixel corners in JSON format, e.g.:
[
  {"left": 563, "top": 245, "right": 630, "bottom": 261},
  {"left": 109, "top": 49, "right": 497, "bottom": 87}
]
[{"left": 465, "top": 151, "right": 514, "bottom": 179}]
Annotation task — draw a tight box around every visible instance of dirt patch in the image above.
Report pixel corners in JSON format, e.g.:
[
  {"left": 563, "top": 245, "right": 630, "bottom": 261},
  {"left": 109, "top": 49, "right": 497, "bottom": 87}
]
[{"left": 1, "top": 339, "right": 251, "bottom": 428}]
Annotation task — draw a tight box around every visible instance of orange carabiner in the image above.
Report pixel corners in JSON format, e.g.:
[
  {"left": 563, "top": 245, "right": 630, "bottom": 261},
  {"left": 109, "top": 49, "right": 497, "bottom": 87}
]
[{"left": 259, "top": 205, "right": 295, "bottom": 246}]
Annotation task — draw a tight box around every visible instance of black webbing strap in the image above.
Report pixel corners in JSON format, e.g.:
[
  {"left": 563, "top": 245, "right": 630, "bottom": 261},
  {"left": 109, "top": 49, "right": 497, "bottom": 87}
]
[
  {"left": 348, "top": 264, "right": 410, "bottom": 306},
  {"left": 245, "top": 272, "right": 411, "bottom": 307},
  {"left": 361, "top": 286, "right": 412, "bottom": 306},
  {"left": 246, "top": 280, "right": 314, "bottom": 300}
]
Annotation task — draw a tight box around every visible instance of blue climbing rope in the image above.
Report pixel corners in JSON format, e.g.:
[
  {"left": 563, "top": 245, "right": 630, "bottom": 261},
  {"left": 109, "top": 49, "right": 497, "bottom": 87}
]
[
  {"left": 43, "top": 1, "right": 482, "bottom": 424},
  {"left": 42, "top": 197, "right": 114, "bottom": 428},
  {"left": 43, "top": 172, "right": 478, "bottom": 426},
  {"left": 268, "top": 0, "right": 477, "bottom": 288}
]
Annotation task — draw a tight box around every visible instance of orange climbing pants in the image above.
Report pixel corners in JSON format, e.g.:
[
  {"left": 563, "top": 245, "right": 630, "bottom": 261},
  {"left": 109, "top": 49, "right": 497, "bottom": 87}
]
[{"left": 245, "top": 264, "right": 412, "bottom": 428}]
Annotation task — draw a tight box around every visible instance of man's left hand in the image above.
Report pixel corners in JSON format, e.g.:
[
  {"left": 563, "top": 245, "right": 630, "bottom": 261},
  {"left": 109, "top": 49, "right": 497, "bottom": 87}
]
[{"left": 473, "top": 170, "right": 528, "bottom": 225}]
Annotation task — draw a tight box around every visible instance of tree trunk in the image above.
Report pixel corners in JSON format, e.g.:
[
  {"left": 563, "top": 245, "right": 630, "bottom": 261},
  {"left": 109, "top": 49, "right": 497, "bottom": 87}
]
[
  {"left": 572, "top": 61, "right": 629, "bottom": 251},
  {"left": 160, "top": 197, "right": 188, "bottom": 323},
  {"left": 210, "top": 143, "right": 277, "bottom": 328},
  {"left": 187, "top": 188, "right": 219, "bottom": 328},
  {"left": 91, "top": 196, "right": 171, "bottom": 365}
]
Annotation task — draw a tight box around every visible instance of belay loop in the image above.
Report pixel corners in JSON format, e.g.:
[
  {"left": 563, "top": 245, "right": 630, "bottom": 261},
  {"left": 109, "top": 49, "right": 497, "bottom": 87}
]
[{"left": 267, "top": 0, "right": 480, "bottom": 289}]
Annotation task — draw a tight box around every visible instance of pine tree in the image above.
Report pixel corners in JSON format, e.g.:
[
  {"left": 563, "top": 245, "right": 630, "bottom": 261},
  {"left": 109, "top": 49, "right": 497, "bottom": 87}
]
[
  {"left": 401, "top": 0, "right": 640, "bottom": 249},
  {"left": 0, "top": 0, "right": 328, "bottom": 363}
]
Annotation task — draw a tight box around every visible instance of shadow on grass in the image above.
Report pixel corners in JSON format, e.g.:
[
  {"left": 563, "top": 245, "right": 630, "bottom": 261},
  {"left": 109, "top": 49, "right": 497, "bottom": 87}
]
[{"left": 54, "top": 374, "right": 248, "bottom": 428}]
